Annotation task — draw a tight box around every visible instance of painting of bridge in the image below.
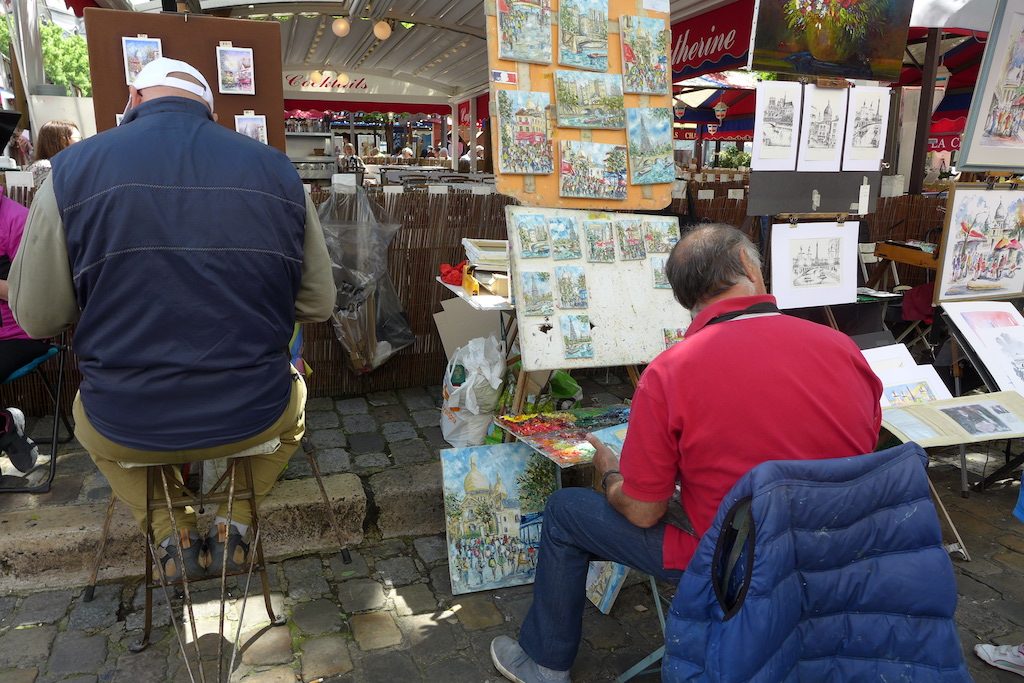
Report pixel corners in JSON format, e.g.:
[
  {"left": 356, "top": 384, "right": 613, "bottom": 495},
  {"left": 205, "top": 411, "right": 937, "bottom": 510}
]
[
  {"left": 558, "top": 0, "right": 609, "bottom": 71},
  {"left": 555, "top": 71, "right": 625, "bottom": 129}
]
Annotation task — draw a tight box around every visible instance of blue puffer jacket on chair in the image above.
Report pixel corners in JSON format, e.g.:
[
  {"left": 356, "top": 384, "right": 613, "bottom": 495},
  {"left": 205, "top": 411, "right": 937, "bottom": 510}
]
[{"left": 662, "top": 442, "right": 971, "bottom": 682}]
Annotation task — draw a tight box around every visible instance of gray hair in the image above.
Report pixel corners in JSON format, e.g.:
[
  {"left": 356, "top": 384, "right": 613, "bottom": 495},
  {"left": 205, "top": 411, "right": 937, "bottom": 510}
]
[{"left": 664, "top": 224, "right": 761, "bottom": 310}]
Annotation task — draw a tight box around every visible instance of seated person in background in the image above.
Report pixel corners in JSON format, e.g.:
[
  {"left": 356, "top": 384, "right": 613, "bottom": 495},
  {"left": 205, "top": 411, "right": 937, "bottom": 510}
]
[
  {"left": 437, "top": 147, "right": 450, "bottom": 161},
  {"left": 0, "top": 192, "right": 48, "bottom": 475},
  {"left": 490, "top": 224, "right": 882, "bottom": 683},
  {"left": 24, "top": 120, "right": 81, "bottom": 188},
  {"left": 10, "top": 57, "right": 336, "bottom": 578},
  {"left": 338, "top": 142, "right": 364, "bottom": 172},
  {"left": 400, "top": 147, "right": 415, "bottom": 160}
]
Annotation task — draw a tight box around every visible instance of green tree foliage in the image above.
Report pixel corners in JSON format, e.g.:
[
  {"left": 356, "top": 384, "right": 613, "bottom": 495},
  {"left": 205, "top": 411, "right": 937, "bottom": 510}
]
[
  {"left": 0, "top": 18, "right": 9, "bottom": 57},
  {"left": 40, "top": 23, "right": 91, "bottom": 96},
  {"left": 471, "top": 498, "right": 496, "bottom": 535},
  {"left": 516, "top": 457, "right": 556, "bottom": 513},
  {"left": 604, "top": 146, "right": 627, "bottom": 174},
  {"left": 717, "top": 146, "right": 752, "bottom": 169},
  {"left": 444, "top": 491, "right": 464, "bottom": 522}
]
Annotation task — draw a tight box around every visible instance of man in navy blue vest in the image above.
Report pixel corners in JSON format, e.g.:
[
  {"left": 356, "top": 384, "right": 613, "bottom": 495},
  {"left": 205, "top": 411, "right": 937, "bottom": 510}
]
[{"left": 10, "top": 58, "right": 336, "bottom": 579}]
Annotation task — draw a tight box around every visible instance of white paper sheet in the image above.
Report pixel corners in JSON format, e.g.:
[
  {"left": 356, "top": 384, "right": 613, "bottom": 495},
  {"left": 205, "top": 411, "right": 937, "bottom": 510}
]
[
  {"left": 752, "top": 80, "right": 802, "bottom": 171},
  {"left": 770, "top": 221, "right": 859, "bottom": 309},
  {"left": 797, "top": 85, "right": 848, "bottom": 172},
  {"left": 943, "top": 301, "right": 1024, "bottom": 394}
]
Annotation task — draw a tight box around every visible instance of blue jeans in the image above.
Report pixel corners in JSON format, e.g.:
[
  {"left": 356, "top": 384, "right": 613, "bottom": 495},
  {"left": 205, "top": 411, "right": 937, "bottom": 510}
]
[{"left": 518, "top": 487, "right": 684, "bottom": 671}]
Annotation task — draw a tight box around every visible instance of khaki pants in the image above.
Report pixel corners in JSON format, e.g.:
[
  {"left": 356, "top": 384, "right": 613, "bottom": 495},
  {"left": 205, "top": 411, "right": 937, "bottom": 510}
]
[{"left": 76, "top": 368, "right": 306, "bottom": 542}]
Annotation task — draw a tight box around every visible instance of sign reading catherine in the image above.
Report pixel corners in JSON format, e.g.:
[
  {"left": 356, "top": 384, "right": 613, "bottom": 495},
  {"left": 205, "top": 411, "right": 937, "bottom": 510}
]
[{"left": 671, "top": 0, "right": 754, "bottom": 80}]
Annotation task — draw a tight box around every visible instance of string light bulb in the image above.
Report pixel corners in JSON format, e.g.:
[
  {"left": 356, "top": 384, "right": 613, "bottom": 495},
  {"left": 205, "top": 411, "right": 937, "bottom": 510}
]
[
  {"left": 373, "top": 20, "right": 392, "bottom": 40},
  {"left": 332, "top": 17, "right": 350, "bottom": 37}
]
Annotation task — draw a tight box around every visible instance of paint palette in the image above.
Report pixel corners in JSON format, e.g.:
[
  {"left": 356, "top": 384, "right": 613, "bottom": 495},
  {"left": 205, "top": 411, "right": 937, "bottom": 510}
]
[{"left": 496, "top": 405, "right": 630, "bottom": 467}]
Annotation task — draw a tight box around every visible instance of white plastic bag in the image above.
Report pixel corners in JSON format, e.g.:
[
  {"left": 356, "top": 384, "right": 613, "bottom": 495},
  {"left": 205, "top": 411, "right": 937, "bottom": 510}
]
[{"left": 441, "top": 336, "right": 505, "bottom": 447}]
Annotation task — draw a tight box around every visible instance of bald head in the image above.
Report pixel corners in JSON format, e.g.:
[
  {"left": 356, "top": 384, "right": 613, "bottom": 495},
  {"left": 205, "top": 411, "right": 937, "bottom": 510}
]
[{"left": 665, "top": 224, "right": 764, "bottom": 311}]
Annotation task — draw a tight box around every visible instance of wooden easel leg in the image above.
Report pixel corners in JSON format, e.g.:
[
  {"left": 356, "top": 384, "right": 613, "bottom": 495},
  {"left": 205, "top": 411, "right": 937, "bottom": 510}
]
[
  {"left": 928, "top": 478, "right": 971, "bottom": 561},
  {"left": 625, "top": 365, "right": 641, "bottom": 389},
  {"left": 949, "top": 339, "right": 971, "bottom": 498},
  {"left": 823, "top": 305, "right": 839, "bottom": 331}
]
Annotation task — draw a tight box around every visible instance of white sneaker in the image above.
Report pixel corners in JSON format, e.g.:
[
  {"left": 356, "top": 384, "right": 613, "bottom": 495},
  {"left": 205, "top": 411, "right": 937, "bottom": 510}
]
[{"left": 976, "top": 643, "right": 1024, "bottom": 677}]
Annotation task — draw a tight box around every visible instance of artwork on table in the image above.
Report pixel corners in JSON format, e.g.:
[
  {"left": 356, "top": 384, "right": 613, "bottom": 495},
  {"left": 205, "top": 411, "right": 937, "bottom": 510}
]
[
  {"left": 121, "top": 36, "right": 162, "bottom": 86},
  {"left": 644, "top": 219, "right": 680, "bottom": 253},
  {"left": 234, "top": 115, "right": 268, "bottom": 144},
  {"left": 959, "top": 0, "right": 1024, "bottom": 171},
  {"left": 883, "top": 408, "right": 942, "bottom": 442},
  {"left": 651, "top": 256, "right": 670, "bottom": 289},
  {"left": 520, "top": 271, "right": 554, "bottom": 316},
  {"left": 752, "top": 80, "right": 802, "bottom": 171},
  {"left": 559, "top": 141, "right": 627, "bottom": 200},
  {"left": 216, "top": 46, "right": 255, "bottom": 95},
  {"left": 560, "top": 314, "right": 594, "bottom": 359},
  {"left": 549, "top": 217, "right": 582, "bottom": 260},
  {"left": 935, "top": 186, "right": 1024, "bottom": 303},
  {"left": 615, "top": 220, "right": 646, "bottom": 260},
  {"left": 558, "top": 0, "right": 609, "bottom": 72},
  {"left": 584, "top": 220, "right": 616, "bottom": 262},
  {"left": 770, "top": 220, "right": 859, "bottom": 308},
  {"left": 626, "top": 108, "right": 675, "bottom": 185},
  {"left": 515, "top": 214, "right": 552, "bottom": 258},
  {"left": 441, "top": 442, "right": 557, "bottom": 595},
  {"left": 586, "top": 561, "right": 631, "bottom": 614},
  {"left": 876, "top": 365, "right": 953, "bottom": 408},
  {"left": 555, "top": 265, "right": 589, "bottom": 308},
  {"left": 497, "top": 0, "right": 553, "bottom": 64},
  {"left": 940, "top": 403, "right": 1018, "bottom": 435},
  {"left": 942, "top": 301, "right": 1024, "bottom": 396},
  {"left": 620, "top": 15, "right": 670, "bottom": 95},
  {"left": 495, "top": 406, "right": 630, "bottom": 467},
  {"left": 797, "top": 85, "right": 848, "bottom": 172},
  {"left": 496, "top": 90, "right": 554, "bottom": 175},
  {"left": 861, "top": 343, "right": 916, "bottom": 373},
  {"left": 842, "top": 86, "right": 890, "bottom": 171},
  {"left": 747, "top": 0, "right": 915, "bottom": 82},
  {"left": 554, "top": 72, "right": 625, "bottom": 129},
  {"left": 664, "top": 327, "right": 687, "bottom": 349}
]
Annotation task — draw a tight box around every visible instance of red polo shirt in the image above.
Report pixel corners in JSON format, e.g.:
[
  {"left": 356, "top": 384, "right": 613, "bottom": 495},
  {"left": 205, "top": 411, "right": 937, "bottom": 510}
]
[{"left": 619, "top": 294, "right": 882, "bottom": 570}]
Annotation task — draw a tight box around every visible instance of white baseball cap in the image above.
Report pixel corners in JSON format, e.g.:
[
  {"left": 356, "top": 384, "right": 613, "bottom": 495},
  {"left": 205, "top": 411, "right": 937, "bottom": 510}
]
[{"left": 133, "top": 57, "right": 215, "bottom": 110}]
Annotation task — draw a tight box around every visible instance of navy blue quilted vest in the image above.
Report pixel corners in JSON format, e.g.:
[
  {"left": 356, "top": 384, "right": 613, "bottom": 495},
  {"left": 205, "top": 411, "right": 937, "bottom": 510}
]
[
  {"left": 662, "top": 443, "right": 971, "bottom": 682},
  {"left": 51, "top": 97, "right": 306, "bottom": 450}
]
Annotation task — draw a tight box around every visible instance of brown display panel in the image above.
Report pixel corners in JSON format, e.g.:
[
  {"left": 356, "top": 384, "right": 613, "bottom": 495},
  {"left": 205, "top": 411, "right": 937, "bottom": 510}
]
[{"left": 83, "top": 8, "right": 285, "bottom": 152}]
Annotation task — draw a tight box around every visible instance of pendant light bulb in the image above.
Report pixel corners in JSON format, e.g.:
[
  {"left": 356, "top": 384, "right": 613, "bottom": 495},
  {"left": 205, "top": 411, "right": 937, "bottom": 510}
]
[
  {"left": 373, "top": 20, "right": 392, "bottom": 40},
  {"left": 332, "top": 17, "right": 350, "bottom": 37}
]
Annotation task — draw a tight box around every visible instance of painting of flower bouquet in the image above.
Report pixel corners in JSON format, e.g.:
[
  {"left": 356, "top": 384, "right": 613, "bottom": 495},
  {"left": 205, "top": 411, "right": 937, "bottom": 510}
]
[{"left": 749, "top": 0, "right": 914, "bottom": 81}]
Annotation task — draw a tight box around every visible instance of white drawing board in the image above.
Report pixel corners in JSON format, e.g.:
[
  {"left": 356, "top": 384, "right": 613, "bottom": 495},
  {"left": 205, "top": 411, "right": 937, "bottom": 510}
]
[
  {"left": 507, "top": 206, "right": 690, "bottom": 372},
  {"left": 752, "top": 80, "right": 802, "bottom": 171},
  {"left": 770, "top": 221, "right": 859, "bottom": 309},
  {"left": 942, "top": 301, "right": 1024, "bottom": 395},
  {"left": 861, "top": 343, "right": 916, "bottom": 374}
]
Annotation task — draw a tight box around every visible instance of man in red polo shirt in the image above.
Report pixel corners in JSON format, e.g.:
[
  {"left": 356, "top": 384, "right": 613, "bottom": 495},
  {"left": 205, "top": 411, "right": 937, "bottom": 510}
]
[{"left": 491, "top": 224, "right": 881, "bottom": 683}]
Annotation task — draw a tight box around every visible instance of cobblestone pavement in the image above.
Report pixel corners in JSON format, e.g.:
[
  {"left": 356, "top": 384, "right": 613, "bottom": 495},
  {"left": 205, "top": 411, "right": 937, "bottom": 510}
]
[{"left": 1, "top": 371, "right": 1024, "bottom": 681}]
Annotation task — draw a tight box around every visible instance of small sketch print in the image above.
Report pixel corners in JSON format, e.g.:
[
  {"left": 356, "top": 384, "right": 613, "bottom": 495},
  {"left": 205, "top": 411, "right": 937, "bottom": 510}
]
[
  {"left": 761, "top": 88, "right": 796, "bottom": 149},
  {"left": 643, "top": 220, "right": 679, "bottom": 253},
  {"left": 122, "top": 37, "right": 162, "bottom": 86},
  {"left": 517, "top": 215, "right": 551, "bottom": 258},
  {"left": 584, "top": 221, "right": 615, "bottom": 262},
  {"left": 663, "top": 327, "right": 686, "bottom": 349},
  {"left": 651, "top": 256, "right": 670, "bottom": 289},
  {"left": 807, "top": 94, "right": 841, "bottom": 150},
  {"left": 549, "top": 217, "right": 582, "bottom": 260},
  {"left": 216, "top": 46, "right": 255, "bottom": 96},
  {"left": 234, "top": 115, "right": 268, "bottom": 144},
  {"left": 520, "top": 272, "right": 553, "bottom": 316},
  {"left": 555, "top": 265, "right": 588, "bottom": 308},
  {"left": 884, "top": 381, "right": 937, "bottom": 406},
  {"left": 560, "top": 314, "right": 594, "bottom": 359},
  {"left": 616, "top": 220, "right": 646, "bottom": 260},
  {"left": 940, "top": 404, "right": 1012, "bottom": 436},
  {"left": 851, "top": 96, "right": 884, "bottom": 149},
  {"left": 791, "top": 237, "right": 841, "bottom": 288}
]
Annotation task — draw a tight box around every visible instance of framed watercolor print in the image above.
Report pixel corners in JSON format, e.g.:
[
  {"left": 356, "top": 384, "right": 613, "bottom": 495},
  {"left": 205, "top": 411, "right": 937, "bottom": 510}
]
[
  {"left": 959, "top": 0, "right": 1024, "bottom": 171},
  {"left": 796, "top": 85, "right": 848, "bottom": 172},
  {"left": 752, "top": 80, "right": 802, "bottom": 171},
  {"left": 235, "top": 114, "right": 268, "bottom": 144},
  {"left": 497, "top": 0, "right": 553, "bottom": 64},
  {"left": 121, "top": 36, "right": 162, "bottom": 86},
  {"left": 216, "top": 45, "right": 255, "bottom": 95},
  {"left": 842, "top": 85, "right": 891, "bottom": 171},
  {"left": 934, "top": 184, "right": 1024, "bottom": 303}
]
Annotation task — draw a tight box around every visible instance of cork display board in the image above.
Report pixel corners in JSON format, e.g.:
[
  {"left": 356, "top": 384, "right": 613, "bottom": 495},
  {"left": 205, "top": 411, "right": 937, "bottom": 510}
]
[
  {"left": 486, "top": 0, "right": 674, "bottom": 210},
  {"left": 83, "top": 8, "right": 286, "bottom": 152}
]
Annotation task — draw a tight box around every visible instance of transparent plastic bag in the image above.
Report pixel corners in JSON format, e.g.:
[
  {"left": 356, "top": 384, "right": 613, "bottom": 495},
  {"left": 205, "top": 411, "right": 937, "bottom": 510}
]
[{"left": 317, "top": 188, "right": 414, "bottom": 373}]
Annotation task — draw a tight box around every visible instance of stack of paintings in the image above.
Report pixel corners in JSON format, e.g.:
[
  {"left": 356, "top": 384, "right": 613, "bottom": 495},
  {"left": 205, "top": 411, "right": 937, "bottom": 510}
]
[{"left": 441, "top": 442, "right": 558, "bottom": 595}]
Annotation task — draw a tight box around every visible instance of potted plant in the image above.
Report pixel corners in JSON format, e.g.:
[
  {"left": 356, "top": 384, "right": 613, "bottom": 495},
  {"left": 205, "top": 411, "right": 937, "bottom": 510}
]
[{"left": 783, "top": 0, "right": 886, "bottom": 64}]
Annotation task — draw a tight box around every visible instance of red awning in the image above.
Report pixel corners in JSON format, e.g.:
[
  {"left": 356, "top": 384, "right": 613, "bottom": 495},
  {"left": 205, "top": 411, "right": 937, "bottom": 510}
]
[
  {"left": 671, "top": 0, "right": 754, "bottom": 81},
  {"left": 64, "top": 0, "right": 99, "bottom": 17},
  {"left": 283, "top": 99, "right": 451, "bottom": 116}
]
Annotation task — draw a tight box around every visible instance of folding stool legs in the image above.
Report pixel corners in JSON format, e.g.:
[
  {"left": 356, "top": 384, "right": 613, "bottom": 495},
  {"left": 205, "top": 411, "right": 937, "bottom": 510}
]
[
  {"left": 84, "top": 493, "right": 118, "bottom": 602},
  {"left": 302, "top": 437, "right": 353, "bottom": 565},
  {"left": 242, "top": 457, "right": 286, "bottom": 627}
]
